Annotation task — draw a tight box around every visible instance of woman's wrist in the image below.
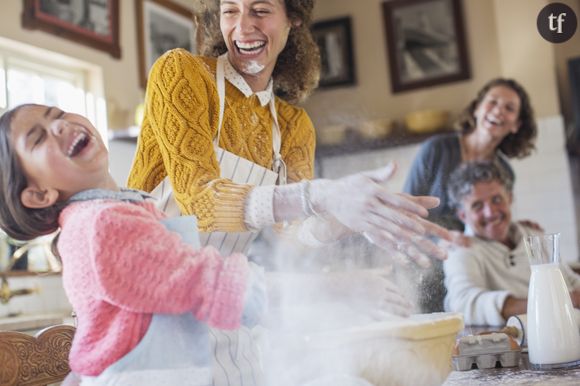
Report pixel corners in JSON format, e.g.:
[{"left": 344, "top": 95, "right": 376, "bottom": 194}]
[
  {"left": 246, "top": 179, "right": 335, "bottom": 230},
  {"left": 306, "top": 179, "right": 331, "bottom": 216},
  {"left": 244, "top": 185, "right": 276, "bottom": 231}
]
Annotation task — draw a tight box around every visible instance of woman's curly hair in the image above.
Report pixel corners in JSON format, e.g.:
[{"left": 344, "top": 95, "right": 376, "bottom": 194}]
[
  {"left": 454, "top": 78, "right": 537, "bottom": 158},
  {"left": 192, "top": 0, "right": 320, "bottom": 104}
]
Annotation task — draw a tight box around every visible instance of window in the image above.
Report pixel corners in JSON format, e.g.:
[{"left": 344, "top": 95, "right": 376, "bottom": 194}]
[
  {"left": 0, "top": 36, "right": 108, "bottom": 140},
  {"left": 0, "top": 36, "right": 108, "bottom": 264}
]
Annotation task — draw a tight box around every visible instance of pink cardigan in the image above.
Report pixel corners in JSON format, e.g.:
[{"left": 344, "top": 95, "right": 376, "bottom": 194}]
[{"left": 58, "top": 200, "right": 248, "bottom": 376}]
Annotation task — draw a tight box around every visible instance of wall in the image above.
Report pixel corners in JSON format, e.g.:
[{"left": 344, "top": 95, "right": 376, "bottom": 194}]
[
  {"left": 305, "top": 0, "right": 560, "bottom": 129},
  {"left": 492, "top": 0, "right": 560, "bottom": 115},
  {"left": 0, "top": 0, "right": 193, "bottom": 130}
]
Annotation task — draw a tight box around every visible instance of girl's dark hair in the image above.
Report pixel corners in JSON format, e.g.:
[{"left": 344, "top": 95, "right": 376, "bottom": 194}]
[
  {"left": 455, "top": 78, "right": 537, "bottom": 158},
  {"left": 192, "top": 0, "right": 320, "bottom": 104},
  {"left": 0, "top": 104, "right": 62, "bottom": 241}
]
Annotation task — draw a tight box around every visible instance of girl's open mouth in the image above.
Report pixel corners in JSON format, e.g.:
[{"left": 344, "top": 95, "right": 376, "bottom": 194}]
[{"left": 67, "top": 132, "right": 90, "bottom": 157}]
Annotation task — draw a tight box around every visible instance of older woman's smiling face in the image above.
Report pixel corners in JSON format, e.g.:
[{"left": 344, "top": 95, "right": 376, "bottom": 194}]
[
  {"left": 473, "top": 85, "right": 522, "bottom": 141},
  {"left": 220, "top": 0, "right": 291, "bottom": 79}
]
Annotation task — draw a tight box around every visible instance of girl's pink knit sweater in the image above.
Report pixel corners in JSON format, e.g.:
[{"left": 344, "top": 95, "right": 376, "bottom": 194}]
[{"left": 58, "top": 200, "right": 248, "bottom": 376}]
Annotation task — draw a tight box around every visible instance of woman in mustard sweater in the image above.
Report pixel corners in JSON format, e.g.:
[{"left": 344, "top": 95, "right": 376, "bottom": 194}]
[
  {"left": 128, "top": 0, "right": 450, "bottom": 261},
  {"left": 127, "top": 1, "right": 452, "bottom": 384}
]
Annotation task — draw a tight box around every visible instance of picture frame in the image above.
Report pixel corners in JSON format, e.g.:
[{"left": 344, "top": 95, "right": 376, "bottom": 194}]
[
  {"left": 568, "top": 56, "right": 580, "bottom": 151},
  {"left": 135, "top": 0, "right": 195, "bottom": 88},
  {"left": 311, "top": 16, "right": 356, "bottom": 88},
  {"left": 21, "top": 0, "right": 121, "bottom": 59},
  {"left": 382, "top": 0, "right": 470, "bottom": 93}
]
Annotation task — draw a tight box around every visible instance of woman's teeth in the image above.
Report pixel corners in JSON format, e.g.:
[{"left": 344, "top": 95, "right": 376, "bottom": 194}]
[
  {"left": 236, "top": 41, "right": 265, "bottom": 54},
  {"left": 486, "top": 117, "right": 502, "bottom": 125}
]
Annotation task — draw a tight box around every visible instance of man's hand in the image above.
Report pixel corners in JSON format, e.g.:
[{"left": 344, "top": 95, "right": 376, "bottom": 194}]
[
  {"left": 501, "top": 295, "right": 527, "bottom": 321},
  {"left": 570, "top": 290, "right": 580, "bottom": 308}
]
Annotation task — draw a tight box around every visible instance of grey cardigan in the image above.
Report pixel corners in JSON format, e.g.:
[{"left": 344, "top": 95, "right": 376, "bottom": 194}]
[{"left": 403, "top": 133, "right": 514, "bottom": 231}]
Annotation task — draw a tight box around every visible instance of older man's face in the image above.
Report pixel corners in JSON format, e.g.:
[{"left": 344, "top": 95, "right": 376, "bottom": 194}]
[{"left": 457, "top": 180, "right": 512, "bottom": 244}]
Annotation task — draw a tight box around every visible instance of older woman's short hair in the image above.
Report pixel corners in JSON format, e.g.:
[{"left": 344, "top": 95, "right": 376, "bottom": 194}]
[{"left": 447, "top": 161, "right": 514, "bottom": 210}]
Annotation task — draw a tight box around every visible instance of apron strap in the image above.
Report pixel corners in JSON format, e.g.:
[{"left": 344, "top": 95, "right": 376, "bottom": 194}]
[
  {"left": 216, "top": 54, "right": 287, "bottom": 184},
  {"left": 216, "top": 55, "right": 227, "bottom": 146}
]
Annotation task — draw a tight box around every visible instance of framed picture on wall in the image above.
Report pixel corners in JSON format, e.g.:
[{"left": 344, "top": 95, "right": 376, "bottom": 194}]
[
  {"left": 135, "top": 0, "right": 196, "bottom": 88},
  {"left": 568, "top": 56, "right": 580, "bottom": 153},
  {"left": 22, "top": 0, "right": 121, "bottom": 58},
  {"left": 311, "top": 16, "right": 356, "bottom": 88},
  {"left": 382, "top": 0, "right": 470, "bottom": 93}
]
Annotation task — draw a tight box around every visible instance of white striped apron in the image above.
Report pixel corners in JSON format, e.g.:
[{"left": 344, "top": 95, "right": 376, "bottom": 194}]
[{"left": 150, "top": 53, "right": 285, "bottom": 386}]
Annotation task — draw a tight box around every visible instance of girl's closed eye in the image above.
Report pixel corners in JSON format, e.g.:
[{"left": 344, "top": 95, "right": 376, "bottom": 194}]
[{"left": 33, "top": 129, "right": 46, "bottom": 147}]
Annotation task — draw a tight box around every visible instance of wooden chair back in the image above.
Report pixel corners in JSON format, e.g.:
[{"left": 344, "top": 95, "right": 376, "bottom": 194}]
[{"left": 0, "top": 324, "right": 75, "bottom": 386}]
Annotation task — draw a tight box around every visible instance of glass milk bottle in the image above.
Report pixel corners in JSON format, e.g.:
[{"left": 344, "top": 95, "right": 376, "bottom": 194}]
[{"left": 525, "top": 233, "right": 580, "bottom": 370}]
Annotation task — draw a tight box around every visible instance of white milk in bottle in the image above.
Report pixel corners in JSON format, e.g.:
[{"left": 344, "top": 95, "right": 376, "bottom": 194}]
[{"left": 525, "top": 233, "right": 580, "bottom": 369}]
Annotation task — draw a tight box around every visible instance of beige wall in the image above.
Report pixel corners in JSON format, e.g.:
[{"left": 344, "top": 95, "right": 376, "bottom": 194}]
[
  {"left": 0, "top": 0, "right": 192, "bottom": 130},
  {"left": 493, "top": 0, "right": 559, "bottom": 117},
  {"left": 1, "top": 0, "right": 578, "bottom": 131},
  {"left": 305, "top": 0, "right": 565, "bottom": 128}
]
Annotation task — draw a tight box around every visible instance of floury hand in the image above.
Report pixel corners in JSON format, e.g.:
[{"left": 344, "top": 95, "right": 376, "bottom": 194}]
[{"left": 309, "top": 163, "right": 452, "bottom": 267}]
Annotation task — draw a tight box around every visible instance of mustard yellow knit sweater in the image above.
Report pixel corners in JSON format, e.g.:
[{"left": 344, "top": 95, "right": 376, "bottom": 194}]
[{"left": 127, "top": 49, "right": 315, "bottom": 233}]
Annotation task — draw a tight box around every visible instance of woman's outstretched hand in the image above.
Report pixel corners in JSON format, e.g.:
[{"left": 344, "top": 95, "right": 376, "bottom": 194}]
[{"left": 310, "top": 163, "right": 452, "bottom": 267}]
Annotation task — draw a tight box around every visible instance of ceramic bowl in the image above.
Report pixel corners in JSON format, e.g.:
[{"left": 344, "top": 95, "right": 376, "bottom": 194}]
[
  {"left": 405, "top": 109, "right": 449, "bottom": 133},
  {"left": 356, "top": 119, "right": 393, "bottom": 140},
  {"left": 269, "top": 312, "right": 464, "bottom": 386},
  {"left": 317, "top": 124, "right": 348, "bottom": 146}
]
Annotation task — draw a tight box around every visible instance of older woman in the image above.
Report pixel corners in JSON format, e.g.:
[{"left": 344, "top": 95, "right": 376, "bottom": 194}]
[{"left": 129, "top": 0, "right": 449, "bottom": 265}]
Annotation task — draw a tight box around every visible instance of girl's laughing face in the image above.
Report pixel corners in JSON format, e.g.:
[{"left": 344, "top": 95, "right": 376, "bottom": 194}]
[{"left": 11, "top": 105, "right": 110, "bottom": 206}]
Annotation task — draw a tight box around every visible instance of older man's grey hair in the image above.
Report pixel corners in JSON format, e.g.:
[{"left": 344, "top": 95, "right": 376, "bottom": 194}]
[{"left": 447, "top": 161, "right": 514, "bottom": 210}]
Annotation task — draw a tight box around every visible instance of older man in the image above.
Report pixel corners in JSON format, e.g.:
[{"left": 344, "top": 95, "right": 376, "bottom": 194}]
[{"left": 443, "top": 161, "right": 580, "bottom": 325}]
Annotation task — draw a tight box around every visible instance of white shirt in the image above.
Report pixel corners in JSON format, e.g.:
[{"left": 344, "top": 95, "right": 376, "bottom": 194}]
[
  {"left": 444, "top": 223, "right": 580, "bottom": 326},
  {"left": 223, "top": 57, "right": 273, "bottom": 106}
]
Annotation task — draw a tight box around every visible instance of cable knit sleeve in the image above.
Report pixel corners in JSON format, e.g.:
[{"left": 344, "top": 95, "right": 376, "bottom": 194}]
[
  {"left": 277, "top": 100, "right": 315, "bottom": 182},
  {"left": 127, "top": 49, "right": 251, "bottom": 232},
  {"left": 86, "top": 202, "right": 248, "bottom": 329}
]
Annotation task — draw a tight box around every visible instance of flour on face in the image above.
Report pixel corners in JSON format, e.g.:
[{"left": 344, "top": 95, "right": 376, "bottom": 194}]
[{"left": 241, "top": 60, "right": 265, "bottom": 75}]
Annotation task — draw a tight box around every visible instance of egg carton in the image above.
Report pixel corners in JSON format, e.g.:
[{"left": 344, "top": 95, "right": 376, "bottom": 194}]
[{"left": 452, "top": 332, "right": 521, "bottom": 371}]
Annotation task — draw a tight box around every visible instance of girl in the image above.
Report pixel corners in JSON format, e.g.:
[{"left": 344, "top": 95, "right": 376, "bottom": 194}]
[{"left": 0, "top": 104, "right": 264, "bottom": 386}]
